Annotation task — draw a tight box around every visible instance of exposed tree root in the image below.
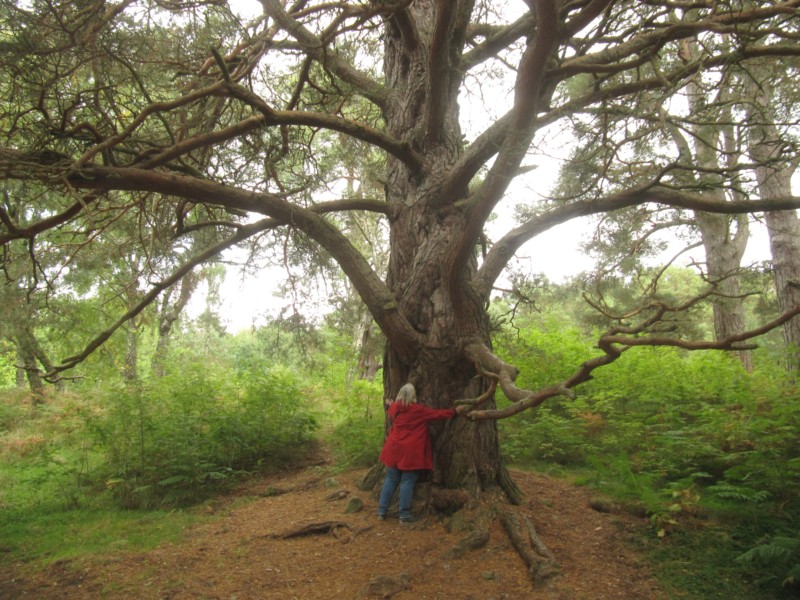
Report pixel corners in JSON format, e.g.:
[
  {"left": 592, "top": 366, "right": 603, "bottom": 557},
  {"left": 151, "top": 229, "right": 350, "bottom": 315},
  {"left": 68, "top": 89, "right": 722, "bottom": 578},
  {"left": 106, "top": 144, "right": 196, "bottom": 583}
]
[
  {"left": 429, "top": 487, "right": 471, "bottom": 513},
  {"left": 325, "top": 489, "right": 351, "bottom": 501},
  {"left": 261, "top": 474, "right": 326, "bottom": 497},
  {"left": 436, "top": 493, "right": 559, "bottom": 589},
  {"left": 362, "top": 462, "right": 557, "bottom": 588},
  {"left": 443, "top": 529, "right": 490, "bottom": 559},
  {"left": 498, "top": 465, "right": 523, "bottom": 505},
  {"left": 361, "top": 573, "right": 411, "bottom": 598},
  {"left": 523, "top": 514, "right": 557, "bottom": 563},
  {"left": 271, "top": 520, "right": 351, "bottom": 539},
  {"left": 499, "top": 511, "right": 560, "bottom": 586},
  {"left": 358, "top": 463, "right": 384, "bottom": 492},
  {"left": 269, "top": 520, "right": 373, "bottom": 543}
]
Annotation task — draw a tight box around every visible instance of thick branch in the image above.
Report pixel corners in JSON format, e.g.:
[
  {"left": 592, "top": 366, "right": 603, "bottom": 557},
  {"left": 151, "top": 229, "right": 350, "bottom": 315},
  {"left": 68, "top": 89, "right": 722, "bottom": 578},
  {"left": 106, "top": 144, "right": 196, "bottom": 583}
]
[
  {"left": 49, "top": 217, "right": 275, "bottom": 377},
  {"left": 221, "top": 83, "right": 426, "bottom": 172},
  {"left": 425, "top": 0, "right": 471, "bottom": 143},
  {"left": 65, "top": 167, "right": 422, "bottom": 362},
  {"left": 73, "top": 81, "right": 228, "bottom": 167},
  {"left": 58, "top": 79, "right": 422, "bottom": 172},
  {"left": 474, "top": 186, "right": 800, "bottom": 300},
  {"left": 0, "top": 194, "right": 98, "bottom": 246},
  {"left": 443, "top": 8, "right": 800, "bottom": 207},
  {"left": 445, "top": 0, "right": 560, "bottom": 302},
  {"left": 460, "top": 14, "right": 534, "bottom": 73},
  {"left": 385, "top": 1, "right": 419, "bottom": 52},
  {"left": 557, "top": 1, "right": 800, "bottom": 78},
  {"left": 426, "top": 0, "right": 453, "bottom": 144},
  {"left": 562, "top": 0, "right": 614, "bottom": 38},
  {"left": 41, "top": 193, "right": 392, "bottom": 377}
]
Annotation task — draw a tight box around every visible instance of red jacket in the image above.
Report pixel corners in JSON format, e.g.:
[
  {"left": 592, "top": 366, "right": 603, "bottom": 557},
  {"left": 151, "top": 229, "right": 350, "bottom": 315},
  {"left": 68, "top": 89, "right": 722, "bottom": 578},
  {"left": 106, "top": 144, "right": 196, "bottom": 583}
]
[{"left": 379, "top": 402, "right": 455, "bottom": 471}]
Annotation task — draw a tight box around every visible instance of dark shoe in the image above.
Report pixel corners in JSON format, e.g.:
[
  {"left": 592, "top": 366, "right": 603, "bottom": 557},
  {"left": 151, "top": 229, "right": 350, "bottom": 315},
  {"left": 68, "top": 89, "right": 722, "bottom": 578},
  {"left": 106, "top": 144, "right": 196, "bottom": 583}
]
[
  {"left": 377, "top": 514, "right": 386, "bottom": 520},
  {"left": 400, "top": 515, "right": 421, "bottom": 523}
]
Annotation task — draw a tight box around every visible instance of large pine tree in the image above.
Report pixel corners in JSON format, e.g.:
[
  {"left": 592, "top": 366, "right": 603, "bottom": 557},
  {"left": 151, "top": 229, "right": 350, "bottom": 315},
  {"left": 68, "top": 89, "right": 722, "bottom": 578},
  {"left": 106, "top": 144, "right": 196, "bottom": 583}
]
[{"left": 3, "top": 2, "right": 800, "bottom": 566}]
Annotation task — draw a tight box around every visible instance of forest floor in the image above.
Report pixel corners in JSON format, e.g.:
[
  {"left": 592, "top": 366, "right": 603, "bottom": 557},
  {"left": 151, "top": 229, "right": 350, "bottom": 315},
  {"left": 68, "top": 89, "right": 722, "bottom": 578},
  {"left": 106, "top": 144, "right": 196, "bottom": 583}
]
[{"left": 1, "top": 455, "right": 667, "bottom": 600}]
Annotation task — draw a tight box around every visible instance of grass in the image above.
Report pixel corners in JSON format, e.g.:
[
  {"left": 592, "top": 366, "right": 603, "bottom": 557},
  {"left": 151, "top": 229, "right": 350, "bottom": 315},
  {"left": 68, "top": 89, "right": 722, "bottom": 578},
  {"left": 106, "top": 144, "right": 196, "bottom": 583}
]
[{"left": 0, "top": 504, "right": 206, "bottom": 567}]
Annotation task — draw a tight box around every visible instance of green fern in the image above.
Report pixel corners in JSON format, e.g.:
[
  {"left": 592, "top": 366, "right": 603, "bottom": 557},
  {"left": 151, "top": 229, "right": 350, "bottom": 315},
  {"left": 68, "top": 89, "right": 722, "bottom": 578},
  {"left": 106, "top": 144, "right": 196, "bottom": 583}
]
[
  {"left": 738, "top": 536, "right": 800, "bottom": 563},
  {"left": 706, "top": 482, "right": 771, "bottom": 503},
  {"left": 737, "top": 532, "right": 800, "bottom": 588}
]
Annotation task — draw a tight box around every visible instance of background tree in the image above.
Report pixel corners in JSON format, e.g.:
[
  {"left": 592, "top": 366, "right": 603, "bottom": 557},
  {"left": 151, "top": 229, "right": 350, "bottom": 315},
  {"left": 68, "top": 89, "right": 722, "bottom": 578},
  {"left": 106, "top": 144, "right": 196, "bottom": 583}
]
[
  {"left": 151, "top": 271, "right": 199, "bottom": 377},
  {"left": 677, "top": 33, "right": 751, "bottom": 370},
  {"left": 742, "top": 59, "right": 800, "bottom": 371}
]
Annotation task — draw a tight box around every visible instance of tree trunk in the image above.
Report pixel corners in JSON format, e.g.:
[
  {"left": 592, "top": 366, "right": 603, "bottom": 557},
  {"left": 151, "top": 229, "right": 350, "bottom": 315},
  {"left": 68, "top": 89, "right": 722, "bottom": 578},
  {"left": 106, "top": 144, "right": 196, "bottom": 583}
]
[
  {"left": 696, "top": 211, "right": 752, "bottom": 370},
  {"left": 372, "top": 3, "right": 515, "bottom": 501},
  {"left": 15, "top": 346, "right": 26, "bottom": 388},
  {"left": 152, "top": 272, "right": 197, "bottom": 377},
  {"left": 763, "top": 209, "right": 800, "bottom": 371},
  {"left": 745, "top": 66, "right": 800, "bottom": 371},
  {"left": 15, "top": 332, "right": 45, "bottom": 402},
  {"left": 29, "top": 328, "right": 64, "bottom": 391},
  {"left": 680, "top": 36, "right": 751, "bottom": 370},
  {"left": 356, "top": 315, "right": 381, "bottom": 382},
  {"left": 123, "top": 322, "right": 139, "bottom": 383}
]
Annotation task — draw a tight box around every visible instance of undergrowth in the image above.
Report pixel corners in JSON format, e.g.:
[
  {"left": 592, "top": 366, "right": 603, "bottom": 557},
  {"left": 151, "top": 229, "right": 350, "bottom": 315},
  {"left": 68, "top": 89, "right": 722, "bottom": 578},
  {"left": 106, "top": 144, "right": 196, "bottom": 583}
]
[
  {"left": 3, "top": 316, "right": 800, "bottom": 599},
  {"left": 0, "top": 346, "right": 320, "bottom": 567},
  {"left": 86, "top": 363, "right": 318, "bottom": 508},
  {"left": 496, "top": 318, "right": 800, "bottom": 599},
  {"left": 321, "top": 376, "right": 383, "bottom": 470}
]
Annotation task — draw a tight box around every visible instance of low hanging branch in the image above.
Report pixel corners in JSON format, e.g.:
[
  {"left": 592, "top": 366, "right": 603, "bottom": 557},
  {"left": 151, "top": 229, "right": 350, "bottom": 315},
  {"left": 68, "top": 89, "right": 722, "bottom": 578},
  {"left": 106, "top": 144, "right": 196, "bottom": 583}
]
[{"left": 460, "top": 303, "right": 800, "bottom": 421}]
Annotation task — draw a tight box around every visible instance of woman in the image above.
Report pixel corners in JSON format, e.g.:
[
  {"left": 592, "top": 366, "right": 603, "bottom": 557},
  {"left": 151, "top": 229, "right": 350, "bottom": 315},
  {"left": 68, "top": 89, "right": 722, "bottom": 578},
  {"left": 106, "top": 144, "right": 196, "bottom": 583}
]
[{"left": 377, "top": 383, "right": 456, "bottom": 523}]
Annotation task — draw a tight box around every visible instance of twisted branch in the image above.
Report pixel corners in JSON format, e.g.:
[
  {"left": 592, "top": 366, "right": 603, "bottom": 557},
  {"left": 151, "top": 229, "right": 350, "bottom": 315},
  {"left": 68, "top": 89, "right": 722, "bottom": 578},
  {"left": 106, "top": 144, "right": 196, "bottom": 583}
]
[
  {"left": 453, "top": 362, "right": 498, "bottom": 412},
  {"left": 462, "top": 304, "right": 800, "bottom": 420}
]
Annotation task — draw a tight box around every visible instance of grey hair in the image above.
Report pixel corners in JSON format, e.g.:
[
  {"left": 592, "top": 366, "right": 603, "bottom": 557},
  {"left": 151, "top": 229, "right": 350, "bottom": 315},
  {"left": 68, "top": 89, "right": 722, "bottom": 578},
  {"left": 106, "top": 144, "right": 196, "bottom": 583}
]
[{"left": 395, "top": 383, "right": 417, "bottom": 406}]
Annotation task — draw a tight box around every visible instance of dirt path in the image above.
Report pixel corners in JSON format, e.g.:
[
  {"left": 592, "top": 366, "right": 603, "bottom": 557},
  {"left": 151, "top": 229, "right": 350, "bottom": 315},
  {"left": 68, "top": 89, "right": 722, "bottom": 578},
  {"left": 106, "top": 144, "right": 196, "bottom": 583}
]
[{"left": 2, "top": 467, "right": 664, "bottom": 599}]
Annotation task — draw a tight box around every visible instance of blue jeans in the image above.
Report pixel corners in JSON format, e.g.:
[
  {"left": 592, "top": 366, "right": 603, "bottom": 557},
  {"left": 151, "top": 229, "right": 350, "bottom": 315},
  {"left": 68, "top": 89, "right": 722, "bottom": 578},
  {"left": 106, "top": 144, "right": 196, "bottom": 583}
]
[{"left": 378, "top": 466, "right": 419, "bottom": 520}]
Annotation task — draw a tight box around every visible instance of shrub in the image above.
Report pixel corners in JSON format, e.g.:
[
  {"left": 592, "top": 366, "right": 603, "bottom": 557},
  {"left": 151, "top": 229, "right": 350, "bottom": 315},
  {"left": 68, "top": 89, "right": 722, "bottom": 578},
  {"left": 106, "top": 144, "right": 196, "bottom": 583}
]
[
  {"left": 88, "top": 364, "right": 318, "bottom": 508},
  {"left": 325, "top": 378, "right": 383, "bottom": 469}
]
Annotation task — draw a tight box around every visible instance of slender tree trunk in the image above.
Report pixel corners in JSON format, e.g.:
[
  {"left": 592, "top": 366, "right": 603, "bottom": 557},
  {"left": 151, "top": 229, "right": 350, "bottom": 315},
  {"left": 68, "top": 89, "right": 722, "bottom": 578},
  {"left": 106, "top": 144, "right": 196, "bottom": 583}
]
[
  {"left": 745, "top": 66, "right": 800, "bottom": 371},
  {"left": 15, "top": 332, "right": 45, "bottom": 402},
  {"left": 152, "top": 272, "right": 197, "bottom": 377},
  {"left": 28, "top": 329, "right": 64, "bottom": 391},
  {"left": 696, "top": 211, "right": 752, "bottom": 370},
  {"left": 123, "top": 322, "right": 139, "bottom": 383},
  {"left": 122, "top": 282, "right": 141, "bottom": 382},
  {"left": 679, "top": 36, "right": 751, "bottom": 369},
  {"left": 356, "top": 316, "right": 381, "bottom": 382},
  {"left": 15, "top": 346, "right": 26, "bottom": 388}
]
